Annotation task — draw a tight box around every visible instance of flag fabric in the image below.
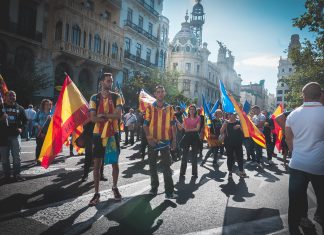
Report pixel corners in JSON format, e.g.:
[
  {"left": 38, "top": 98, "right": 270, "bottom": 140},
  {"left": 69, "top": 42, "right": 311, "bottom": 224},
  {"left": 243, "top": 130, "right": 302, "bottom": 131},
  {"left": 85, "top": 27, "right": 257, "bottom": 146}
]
[
  {"left": 271, "top": 103, "right": 284, "bottom": 151},
  {"left": 228, "top": 94, "right": 266, "bottom": 148},
  {"left": 38, "top": 75, "right": 89, "bottom": 168},
  {"left": 139, "top": 89, "right": 156, "bottom": 113},
  {"left": 243, "top": 100, "right": 251, "bottom": 114},
  {"left": 0, "top": 74, "right": 9, "bottom": 97},
  {"left": 210, "top": 99, "right": 219, "bottom": 116},
  {"left": 72, "top": 125, "right": 85, "bottom": 154},
  {"left": 219, "top": 80, "right": 235, "bottom": 113}
]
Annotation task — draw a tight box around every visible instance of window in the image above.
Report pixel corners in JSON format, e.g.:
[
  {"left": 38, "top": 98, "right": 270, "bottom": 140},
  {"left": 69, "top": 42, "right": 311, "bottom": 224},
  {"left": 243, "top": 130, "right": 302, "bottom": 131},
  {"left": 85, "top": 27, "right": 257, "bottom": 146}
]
[
  {"left": 185, "top": 63, "right": 191, "bottom": 72},
  {"left": 289, "top": 68, "right": 292, "bottom": 72},
  {"left": 55, "top": 21, "right": 63, "bottom": 40},
  {"left": 138, "top": 16, "right": 143, "bottom": 29},
  {"left": 161, "top": 26, "right": 165, "bottom": 42},
  {"left": 65, "top": 23, "right": 70, "bottom": 41},
  {"left": 146, "top": 48, "right": 151, "bottom": 62},
  {"left": 159, "top": 49, "right": 163, "bottom": 67},
  {"left": 112, "top": 42, "right": 118, "bottom": 59},
  {"left": 15, "top": 47, "right": 34, "bottom": 71},
  {"left": 173, "top": 63, "right": 178, "bottom": 70},
  {"left": 72, "top": 25, "right": 81, "bottom": 46},
  {"left": 125, "top": 37, "right": 131, "bottom": 53},
  {"left": 183, "top": 79, "right": 190, "bottom": 91},
  {"left": 186, "top": 46, "right": 190, "bottom": 52},
  {"left": 103, "top": 40, "right": 106, "bottom": 55},
  {"left": 120, "top": 47, "right": 122, "bottom": 61},
  {"left": 94, "top": 34, "right": 101, "bottom": 53},
  {"left": 107, "top": 42, "right": 110, "bottom": 56},
  {"left": 150, "top": 0, "right": 154, "bottom": 8},
  {"left": 282, "top": 68, "right": 285, "bottom": 72},
  {"left": 194, "top": 81, "right": 198, "bottom": 92},
  {"left": 127, "top": 8, "right": 133, "bottom": 22},
  {"left": 82, "top": 31, "right": 86, "bottom": 48},
  {"left": 88, "top": 33, "right": 92, "bottom": 50},
  {"left": 277, "top": 90, "right": 283, "bottom": 95},
  {"left": 196, "top": 65, "right": 200, "bottom": 75},
  {"left": 136, "top": 43, "right": 142, "bottom": 57},
  {"left": 277, "top": 97, "right": 282, "bottom": 102},
  {"left": 84, "top": 0, "right": 94, "bottom": 10},
  {"left": 176, "top": 46, "right": 180, "bottom": 52},
  {"left": 101, "top": 10, "right": 111, "bottom": 20},
  {"left": 18, "top": 0, "right": 37, "bottom": 39},
  {"left": 148, "top": 22, "right": 153, "bottom": 35},
  {"left": 281, "top": 83, "right": 284, "bottom": 87}
]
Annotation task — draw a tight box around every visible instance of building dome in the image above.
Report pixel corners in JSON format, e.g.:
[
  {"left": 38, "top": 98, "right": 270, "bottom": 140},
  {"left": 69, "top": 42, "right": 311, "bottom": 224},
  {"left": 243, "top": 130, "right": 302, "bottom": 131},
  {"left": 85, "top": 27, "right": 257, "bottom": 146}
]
[{"left": 172, "top": 14, "right": 197, "bottom": 46}]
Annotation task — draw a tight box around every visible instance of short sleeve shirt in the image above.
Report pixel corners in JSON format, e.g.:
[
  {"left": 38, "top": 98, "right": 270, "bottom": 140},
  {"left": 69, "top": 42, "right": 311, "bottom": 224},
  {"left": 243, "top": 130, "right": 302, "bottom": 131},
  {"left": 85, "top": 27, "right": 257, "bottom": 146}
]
[{"left": 253, "top": 113, "right": 266, "bottom": 132}]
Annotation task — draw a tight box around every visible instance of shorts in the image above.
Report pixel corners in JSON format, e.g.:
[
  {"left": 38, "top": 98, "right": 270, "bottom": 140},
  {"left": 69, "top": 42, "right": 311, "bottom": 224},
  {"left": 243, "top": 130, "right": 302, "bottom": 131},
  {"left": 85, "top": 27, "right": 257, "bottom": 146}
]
[{"left": 92, "top": 133, "right": 120, "bottom": 159}]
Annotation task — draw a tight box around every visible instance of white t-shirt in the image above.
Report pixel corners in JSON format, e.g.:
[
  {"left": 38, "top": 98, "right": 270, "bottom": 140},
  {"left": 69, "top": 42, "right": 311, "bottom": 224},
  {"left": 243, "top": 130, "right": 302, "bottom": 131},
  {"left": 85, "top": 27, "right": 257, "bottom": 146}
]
[
  {"left": 286, "top": 102, "right": 324, "bottom": 175},
  {"left": 25, "top": 108, "right": 36, "bottom": 120},
  {"left": 124, "top": 113, "right": 137, "bottom": 126},
  {"left": 252, "top": 113, "right": 266, "bottom": 131}
]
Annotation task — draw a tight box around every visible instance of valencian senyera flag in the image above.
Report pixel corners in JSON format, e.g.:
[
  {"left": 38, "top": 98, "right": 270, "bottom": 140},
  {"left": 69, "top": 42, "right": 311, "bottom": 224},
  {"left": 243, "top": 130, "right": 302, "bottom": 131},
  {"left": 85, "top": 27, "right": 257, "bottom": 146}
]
[
  {"left": 0, "top": 74, "right": 9, "bottom": 97},
  {"left": 139, "top": 89, "right": 156, "bottom": 113},
  {"left": 38, "top": 75, "right": 89, "bottom": 168},
  {"left": 271, "top": 103, "right": 284, "bottom": 151},
  {"left": 228, "top": 93, "right": 266, "bottom": 148}
]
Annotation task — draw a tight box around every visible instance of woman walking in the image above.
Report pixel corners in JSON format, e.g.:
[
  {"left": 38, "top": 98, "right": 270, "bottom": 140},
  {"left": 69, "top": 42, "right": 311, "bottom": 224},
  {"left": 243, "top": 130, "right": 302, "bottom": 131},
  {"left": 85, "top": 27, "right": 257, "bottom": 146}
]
[
  {"left": 179, "top": 105, "right": 201, "bottom": 178},
  {"left": 220, "top": 112, "right": 247, "bottom": 179}
]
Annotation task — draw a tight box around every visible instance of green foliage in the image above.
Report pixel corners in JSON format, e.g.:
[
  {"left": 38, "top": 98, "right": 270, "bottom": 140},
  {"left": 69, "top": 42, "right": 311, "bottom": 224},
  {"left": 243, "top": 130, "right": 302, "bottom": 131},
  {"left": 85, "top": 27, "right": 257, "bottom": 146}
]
[
  {"left": 122, "top": 69, "right": 192, "bottom": 108},
  {"left": 286, "top": 0, "right": 324, "bottom": 109}
]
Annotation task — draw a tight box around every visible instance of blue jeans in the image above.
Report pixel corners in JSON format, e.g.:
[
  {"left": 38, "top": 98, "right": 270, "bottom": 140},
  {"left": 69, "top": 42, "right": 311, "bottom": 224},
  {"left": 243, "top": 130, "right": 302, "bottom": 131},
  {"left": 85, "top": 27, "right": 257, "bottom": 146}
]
[
  {"left": 288, "top": 168, "right": 324, "bottom": 233},
  {"left": 253, "top": 143, "right": 263, "bottom": 163},
  {"left": 0, "top": 135, "right": 22, "bottom": 176}
]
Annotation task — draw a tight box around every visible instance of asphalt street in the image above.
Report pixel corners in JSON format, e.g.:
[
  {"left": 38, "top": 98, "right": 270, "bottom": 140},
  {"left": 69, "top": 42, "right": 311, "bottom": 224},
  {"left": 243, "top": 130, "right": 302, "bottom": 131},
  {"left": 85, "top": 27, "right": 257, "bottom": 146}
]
[{"left": 0, "top": 136, "right": 322, "bottom": 235}]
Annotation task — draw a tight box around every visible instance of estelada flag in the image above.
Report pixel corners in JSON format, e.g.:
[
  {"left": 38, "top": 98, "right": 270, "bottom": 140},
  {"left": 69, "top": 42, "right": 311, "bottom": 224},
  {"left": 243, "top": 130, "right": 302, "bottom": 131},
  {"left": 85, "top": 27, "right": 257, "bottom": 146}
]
[
  {"left": 228, "top": 94, "right": 266, "bottom": 148},
  {"left": 139, "top": 89, "right": 156, "bottom": 113},
  {"left": 271, "top": 103, "right": 284, "bottom": 151},
  {"left": 38, "top": 75, "right": 89, "bottom": 168},
  {"left": 0, "top": 74, "right": 9, "bottom": 97}
]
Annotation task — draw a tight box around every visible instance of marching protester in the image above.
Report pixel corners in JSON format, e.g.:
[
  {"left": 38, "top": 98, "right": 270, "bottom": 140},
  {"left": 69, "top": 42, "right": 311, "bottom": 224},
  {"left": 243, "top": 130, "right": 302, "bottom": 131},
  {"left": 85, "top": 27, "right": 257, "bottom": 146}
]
[
  {"left": 24, "top": 104, "right": 36, "bottom": 140},
  {"left": 251, "top": 105, "right": 266, "bottom": 166},
  {"left": 88, "top": 73, "right": 123, "bottom": 206},
  {"left": 0, "top": 90, "right": 27, "bottom": 182},
  {"left": 285, "top": 82, "right": 324, "bottom": 234},
  {"left": 34, "top": 99, "right": 53, "bottom": 164},
  {"left": 197, "top": 107, "right": 205, "bottom": 159},
  {"left": 220, "top": 112, "right": 247, "bottom": 179},
  {"left": 143, "top": 85, "right": 177, "bottom": 199},
  {"left": 179, "top": 104, "right": 200, "bottom": 178}
]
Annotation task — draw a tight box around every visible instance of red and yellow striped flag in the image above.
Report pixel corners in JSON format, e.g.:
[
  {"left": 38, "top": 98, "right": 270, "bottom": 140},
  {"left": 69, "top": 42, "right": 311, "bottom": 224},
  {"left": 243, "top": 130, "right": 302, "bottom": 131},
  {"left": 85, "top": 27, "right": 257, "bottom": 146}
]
[
  {"left": 72, "top": 125, "right": 85, "bottom": 154},
  {"left": 0, "top": 74, "right": 9, "bottom": 97},
  {"left": 39, "top": 75, "right": 89, "bottom": 168},
  {"left": 228, "top": 94, "right": 266, "bottom": 148},
  {"left": 271, "top": 103, "right": 284, "bottom": 151},
  {"left": 139, "top": 89, "right": 156, "bottom": 113}
]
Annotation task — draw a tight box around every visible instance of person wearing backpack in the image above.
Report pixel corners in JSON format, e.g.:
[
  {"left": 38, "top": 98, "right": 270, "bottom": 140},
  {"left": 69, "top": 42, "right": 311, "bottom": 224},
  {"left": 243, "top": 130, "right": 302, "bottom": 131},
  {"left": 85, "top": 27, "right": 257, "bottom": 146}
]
[{"left": 88, "top": 73, "right": 123, "bottom": 206}]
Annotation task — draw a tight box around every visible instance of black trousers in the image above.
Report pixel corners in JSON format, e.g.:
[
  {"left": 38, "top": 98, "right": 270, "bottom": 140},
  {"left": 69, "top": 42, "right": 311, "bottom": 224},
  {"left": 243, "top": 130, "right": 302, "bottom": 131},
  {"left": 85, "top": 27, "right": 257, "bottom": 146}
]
[
  {"left": 225, "top": 144, "right": 243, "bottom": 172},
  {"left": 181, "top": 140, "right": 198, "bottom": 176},
  {"left": 83, "top": 137, "right": 104, "bottom": 177}
]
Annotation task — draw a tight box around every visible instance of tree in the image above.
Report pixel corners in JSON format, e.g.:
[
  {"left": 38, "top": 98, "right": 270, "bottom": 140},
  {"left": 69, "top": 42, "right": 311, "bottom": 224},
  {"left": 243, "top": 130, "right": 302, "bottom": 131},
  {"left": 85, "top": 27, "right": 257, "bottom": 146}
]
[
  {"left": 286, "top": 0, "right": 324, "bottom": 108},
  {"left": 122, "top": 69, "right": 192, "bottom": 109}
]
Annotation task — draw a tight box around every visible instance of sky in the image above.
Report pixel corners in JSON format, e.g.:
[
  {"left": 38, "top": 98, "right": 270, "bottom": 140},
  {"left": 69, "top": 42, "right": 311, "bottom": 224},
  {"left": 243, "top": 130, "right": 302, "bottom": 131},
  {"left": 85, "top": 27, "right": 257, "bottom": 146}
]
[{"left": 163, "top": 0, "right": 316, "bottom": 94}]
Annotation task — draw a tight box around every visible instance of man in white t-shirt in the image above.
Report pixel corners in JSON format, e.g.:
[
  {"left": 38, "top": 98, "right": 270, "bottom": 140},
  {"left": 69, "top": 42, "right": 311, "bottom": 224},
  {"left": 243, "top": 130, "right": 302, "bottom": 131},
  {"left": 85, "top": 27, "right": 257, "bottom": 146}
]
[
  {"left": 25, "top": 104, "right": 36, "bottom": 140},
  {"left": 123, "top": 108, "right": 137, "bottom": 145},
  {"left": 285, "top": 82, "right": 324, "bottom": 234},
  {"left": 251, "top": 105, "right": 266, "bottom": 165}
]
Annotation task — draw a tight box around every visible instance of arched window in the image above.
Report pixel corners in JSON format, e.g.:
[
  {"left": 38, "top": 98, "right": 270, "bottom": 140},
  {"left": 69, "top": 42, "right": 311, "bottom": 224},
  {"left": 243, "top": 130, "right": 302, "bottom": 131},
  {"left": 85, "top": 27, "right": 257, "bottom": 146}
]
[
  {"left": 176, "top": 46, "right": 180, "bottom": 52},
  {"left": 15, "top": 46, "right": 34, "bottom": 71},
  {"left": 112, "top": 42, "right": 118, "bottom": 59},
  {"left": 186, "top": 46, "right": 190, "bottom": 52},
  {"left": 54, "top": 62, "right": 73, "bottom": 99},
  {"left": 72, "top": 24, "right": 81, "bottom": 45},
  {"left": 78, "top": 68, "right": 93, "bottom": 100},
  {"left": 55, "top": 21, "right": 63, "bottom": 41},
  {"left": 94, "top": 34, "right": 101, "bottom": 53}
]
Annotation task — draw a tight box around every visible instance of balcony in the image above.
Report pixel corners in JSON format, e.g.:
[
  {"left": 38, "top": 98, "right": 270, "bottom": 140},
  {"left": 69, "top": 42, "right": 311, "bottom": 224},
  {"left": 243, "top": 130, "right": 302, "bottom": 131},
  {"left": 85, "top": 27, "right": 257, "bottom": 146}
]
[
  {"left": 124, "top": 51, "right": 157, "bottom": 68},
  {"left": 53, "top": 40, "right": 122, "bottom": 69},
  {"left": 124, "top": 20, "right": 158, "bottom": 43},
  {"left": 135, "top": 0, "right": 159, "bottom": 17}
]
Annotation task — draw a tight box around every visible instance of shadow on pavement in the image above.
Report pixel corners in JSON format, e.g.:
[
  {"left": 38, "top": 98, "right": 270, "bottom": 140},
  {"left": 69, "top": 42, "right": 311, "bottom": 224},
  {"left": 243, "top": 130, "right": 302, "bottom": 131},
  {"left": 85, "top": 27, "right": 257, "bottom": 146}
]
[
  {"left": 219, "top": 178, "right": 255, "bottom": 202},
  {"left": 104, "top": 194, "right": 177, "bottom": 235}
]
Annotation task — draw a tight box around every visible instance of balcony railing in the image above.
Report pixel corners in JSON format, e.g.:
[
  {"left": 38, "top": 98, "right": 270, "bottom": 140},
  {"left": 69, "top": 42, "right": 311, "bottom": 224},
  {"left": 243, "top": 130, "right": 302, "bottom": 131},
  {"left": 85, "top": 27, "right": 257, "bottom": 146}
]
[
  {"left": 53, "top": 40, "right": 122, "bottom": 69},
  {"left": 135, "top": 0, "right": 159, "bottom": 17},
  {"left": 124, "top": 51, "right": 157, "bottom": 68},
  {"left": 124, "top": 20, "right": 158, "bottom": 43}
]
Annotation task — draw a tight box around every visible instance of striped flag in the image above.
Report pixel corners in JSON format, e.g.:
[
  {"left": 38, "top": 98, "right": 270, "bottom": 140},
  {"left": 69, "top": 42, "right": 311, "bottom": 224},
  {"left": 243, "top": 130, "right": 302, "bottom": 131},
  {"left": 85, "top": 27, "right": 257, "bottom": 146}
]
[
  {"left": 0, "top": 74, "right": 9, "bottom": 97},
  {"left": 271, "top": 103, "right": 284, "bottom": 151},
  {"left": 139, "top": 89, "right": 156, "bottom": 113},
  {"left": 38, "top": 75, "right": 89, "bottom": 168},
  {"left": 72, "top": 125, "right": 85, "bottom": 154},
  {"left": 228, "top": 94, "right": 266, "bottom": 148}
]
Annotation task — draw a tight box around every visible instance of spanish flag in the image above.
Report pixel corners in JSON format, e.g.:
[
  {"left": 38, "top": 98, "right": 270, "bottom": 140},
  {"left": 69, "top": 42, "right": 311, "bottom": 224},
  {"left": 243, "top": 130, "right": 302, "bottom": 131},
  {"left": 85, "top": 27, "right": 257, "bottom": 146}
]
[
  {"left": 228, "top": 94, "right": 266, "bottom": 148},
  {"left": 72, "top": 125, "right": 85, "bottom": 154},
  {"left": 0, "top": 74, "right": 9, "bottom": 97},
  {"left": 39, "top": 75, "right": 89, "bottom": 168},
  {"left": 139, "top": 89, "right": 156, "bottom": 113},
  {"left": 271, "top": 103, "right": 284, "bottom": 151}
]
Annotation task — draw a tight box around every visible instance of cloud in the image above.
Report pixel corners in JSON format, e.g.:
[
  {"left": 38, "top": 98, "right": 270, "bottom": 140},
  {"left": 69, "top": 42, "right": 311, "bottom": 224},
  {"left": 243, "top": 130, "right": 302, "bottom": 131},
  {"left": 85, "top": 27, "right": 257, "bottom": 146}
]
[{"left": 237, "top": 55, "right": 279, "bottom": 68}]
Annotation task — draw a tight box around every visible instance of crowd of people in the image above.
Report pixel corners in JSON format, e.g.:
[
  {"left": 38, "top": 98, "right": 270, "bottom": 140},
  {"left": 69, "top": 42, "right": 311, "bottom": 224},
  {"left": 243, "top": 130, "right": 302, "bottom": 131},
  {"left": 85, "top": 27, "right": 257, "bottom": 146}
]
[{"left": 0, "top": 74, "right": 323, "bottom": 234}]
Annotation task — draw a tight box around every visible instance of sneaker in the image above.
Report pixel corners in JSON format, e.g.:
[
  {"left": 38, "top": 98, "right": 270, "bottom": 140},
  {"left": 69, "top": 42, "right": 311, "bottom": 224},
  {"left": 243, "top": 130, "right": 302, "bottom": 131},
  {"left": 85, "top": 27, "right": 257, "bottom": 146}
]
[
  {"left": 192, "top": 174, "right": 198, "bottom": 179},
  {"left": 238, "top": 171, "right": 248, "bottom": 178},
  {"left": 112, "top": 187, "right": 122, "bottom": 201},
  {"left": 300, "top": 217, "right": 315, "bottom": 228},
  {"left": 88, "top": 193, "right": 100, "bottom": 206},
  {"left": 100, "top": 176, "right": 108, "bottom": 181},
  {"left": 149, "top": 188, "right": 158, "bottom": 196},
  {"left": 165, "top": 192, "right": 178, "bottom": 200},
  {"left": 81, "top": 175, "right": 88, "bottom": 182},
  {"left": 313, "top": 214, "right": 322, "bottom": 225},
  {"left": 14, "top": 175, "right": 26, "bottom": 182},
  {"left": 228, "top": 172, "right": 233, "bottom": 179}
]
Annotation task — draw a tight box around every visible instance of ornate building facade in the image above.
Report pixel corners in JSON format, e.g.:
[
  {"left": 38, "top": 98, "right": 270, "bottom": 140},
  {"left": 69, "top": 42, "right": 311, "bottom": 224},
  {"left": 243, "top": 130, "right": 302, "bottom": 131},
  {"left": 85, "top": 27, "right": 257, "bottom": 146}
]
[{"left": 167, "top": 1, "right": 241, "bottom": 105}]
